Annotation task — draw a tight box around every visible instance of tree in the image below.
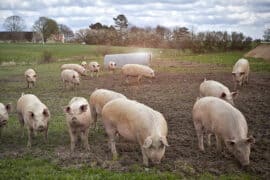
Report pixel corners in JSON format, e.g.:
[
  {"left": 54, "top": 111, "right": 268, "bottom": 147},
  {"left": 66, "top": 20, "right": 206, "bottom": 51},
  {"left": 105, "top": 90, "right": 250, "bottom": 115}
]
[
  {"left": 3, "top": 15, "right": 26, "bottom": 32},
  {"left": 58, "top": 24, "right": 74, "bottom": 40},
  {"left": 263, "top": 28, "right": 270, "bottom": 42},
  {"left": 113, "top": 14, "right": 128, "bottom": 45},
  {"left": 113, "top": 14, "right": 128, "bottom": 30},
  {"left": 33, "top": 17, "right": 58, "bottom": 43},
  {"left": 74, "top": 29, "right": 89, "bottom": 43}
]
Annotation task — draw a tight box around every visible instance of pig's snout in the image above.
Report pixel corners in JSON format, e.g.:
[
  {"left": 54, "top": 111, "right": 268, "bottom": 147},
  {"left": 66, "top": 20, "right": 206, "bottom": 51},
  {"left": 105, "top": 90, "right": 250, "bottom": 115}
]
[
  {"left": 37, "top": 125, "right": 45, "bottom": 131},
  {"left": 72, "top": 117, "right": 77, "bottom": 121}
]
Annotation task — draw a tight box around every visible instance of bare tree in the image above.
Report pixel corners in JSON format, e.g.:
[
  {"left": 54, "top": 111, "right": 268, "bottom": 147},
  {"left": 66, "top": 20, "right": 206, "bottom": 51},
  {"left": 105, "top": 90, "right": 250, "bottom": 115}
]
[
  {"left": 3, "top": 15, "right": 26, "bottom": 32},
  {"left": 263, "top": 28, "right": 270, "bottom": 42},
  {"left": 74, "top": 29, "right": 89, "bottom": 43},
  {"left": 58, "top": 24, "right": 74, "bottom": 41},
  {"left": 33, "top": 17, "right": 58, "bottom": 43}
]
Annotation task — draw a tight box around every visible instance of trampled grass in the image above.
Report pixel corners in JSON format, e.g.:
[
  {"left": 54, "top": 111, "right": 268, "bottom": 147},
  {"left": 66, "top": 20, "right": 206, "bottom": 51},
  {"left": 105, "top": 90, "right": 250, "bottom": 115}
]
[{"left": 0, "top": 43, "right": 268, "bottom": 179}]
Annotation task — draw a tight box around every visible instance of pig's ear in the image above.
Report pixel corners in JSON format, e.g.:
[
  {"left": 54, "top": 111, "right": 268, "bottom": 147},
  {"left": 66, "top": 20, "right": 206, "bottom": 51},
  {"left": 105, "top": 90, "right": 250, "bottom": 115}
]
[
  {"left": 226, "top": 139, "right": 236, "bottom": 146},
  {"left": 64, "top": 106, "right": 71, "bottom": 114},
  {"left": 143, "top": 136, "right": 152, "bottom": 148},
  {"left": 43, "top": 109, "right": 50, "bottom": 117},
  {"left": 231, "top": 91, "right": 238, "bottom": 99},
  {"left": 246, "top": 136, "right": 255, "bottom": 144},
  {"left": 220, "top": 92, "right": 226, "bottom": 98},
  {"left": 5, "top": 103, "right": 11, "bottom": 113},
  {"left": 232, "top": 72, "right": 236, "bottom": 76},
  {"left": 28, "top": 111, "right": 35, "bottom": 118},
  {"left": 80, "top": 104, "right": 88, "bottom": 112},
  {"left": 160, "top": 136, "right": 169, "bottom": 147}
]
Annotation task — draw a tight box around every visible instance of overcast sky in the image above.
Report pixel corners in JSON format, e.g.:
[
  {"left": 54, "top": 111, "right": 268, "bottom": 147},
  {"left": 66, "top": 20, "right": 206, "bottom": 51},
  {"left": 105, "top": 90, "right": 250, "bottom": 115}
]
[{"left": 0, "top": 0, "right": 269, "bottom": 39}]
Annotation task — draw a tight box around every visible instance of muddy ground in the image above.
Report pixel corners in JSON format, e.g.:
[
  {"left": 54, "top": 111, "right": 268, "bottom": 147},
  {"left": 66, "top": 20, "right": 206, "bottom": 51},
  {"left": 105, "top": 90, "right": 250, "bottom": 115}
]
[{"left": 1, "top": 63, "right": 269, "bottom": 178}]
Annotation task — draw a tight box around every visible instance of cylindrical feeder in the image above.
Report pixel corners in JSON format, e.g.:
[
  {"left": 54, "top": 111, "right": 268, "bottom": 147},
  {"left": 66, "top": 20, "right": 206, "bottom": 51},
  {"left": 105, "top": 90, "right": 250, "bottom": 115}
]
[{"left": 104, "top": 52, "right": 152, "bottom": 68}]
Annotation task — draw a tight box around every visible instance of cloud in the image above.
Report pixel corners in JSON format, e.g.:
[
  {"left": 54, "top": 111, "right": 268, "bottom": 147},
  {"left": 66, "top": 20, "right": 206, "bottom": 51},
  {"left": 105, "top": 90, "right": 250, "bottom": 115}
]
[{"left": 0, "top": 0, "right": 269, "bottom": 39}]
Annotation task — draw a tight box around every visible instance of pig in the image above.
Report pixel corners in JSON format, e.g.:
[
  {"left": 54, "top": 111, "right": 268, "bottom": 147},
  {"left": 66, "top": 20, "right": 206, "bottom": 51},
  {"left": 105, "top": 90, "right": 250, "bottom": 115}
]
[
  {"left": 61, "top": 64, "right": 86, "bottom": 76},
  {"left": 121, "top": 64, "right": 155, "bottom": 84},
  {"left": 61, "top": 69, "right": 80, "bottom": 89},
  {"left": 17, "top": 94, "right": 50, "bottom": 148},
  {"left": 102, "top": 98, "right": 169, "bottom": 166},
  {"left": 192, "top": 96, "right": 255, "bottom": 166},
  {"left": 64, "top": 97, "right": 93, "bottom": 152},
  {"left": 89, "top": 89, "right": 127, "bottom": 129},
  {"left": 81, "top": 61, "right": 87, "bottom": 68},
  {"left": 24, "top": 68, "right": 37, "bottom": 88},
  {"left": 108, "top": 61, "right": 117, "bottom": 72},
  {"left": 232, "top": 58, "right": 250, "bottom": 90},
  {"left": 0, "top": 102, "right": 11, "bottom": 136},
  {"left": 89, "top": 61, "right": 100, "bottom": 77},
  {"left": 199, "top": 79, "right": 238, "bottom": 105}
]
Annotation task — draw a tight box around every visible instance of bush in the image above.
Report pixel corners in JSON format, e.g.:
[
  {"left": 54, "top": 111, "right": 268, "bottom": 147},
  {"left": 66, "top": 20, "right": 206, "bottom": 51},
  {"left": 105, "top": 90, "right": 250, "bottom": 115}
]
[{"left": 40, "top": 50, "right": 55, "bottom": 63}]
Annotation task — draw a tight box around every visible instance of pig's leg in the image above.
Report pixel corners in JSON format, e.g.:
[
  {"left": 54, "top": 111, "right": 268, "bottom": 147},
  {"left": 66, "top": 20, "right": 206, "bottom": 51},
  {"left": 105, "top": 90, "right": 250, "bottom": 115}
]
[
  {"left": 91, "top": 106, "right": 98, "bottom": 130},
  {"left": 137, "top": 75, "right": 142, "bottom": 85},
  {"left": 18, "top": 113, "right": 25, "bottom": 138},
  {"left": 105, "top": 123, "right": 118, "bottom": 160},
  {"left": 215, "top": 134, "right": 222, "bottom": 152},
  {"left": 82, "top": 129, "right": 90, "bottom": 151},
  {"left": 44, "top": 127, "right": 48, "bottom": 142},
  {"left": 27, "top": 128, "right": 34, "bottom": 148},
  {"left": 69, "top": 129, "right": 76, "bottom": 152},
  {"left": 141, "top": 146, "right": 149, "bottom": 167},
  {"left": 194, "top": 120, "right": 204, "bottom": 151},
  {"left": 207, "top": 133, "right": 212, "bottom": 147},
  {"left": 125, "top": 75, "right": 130, "bottom": 84}
]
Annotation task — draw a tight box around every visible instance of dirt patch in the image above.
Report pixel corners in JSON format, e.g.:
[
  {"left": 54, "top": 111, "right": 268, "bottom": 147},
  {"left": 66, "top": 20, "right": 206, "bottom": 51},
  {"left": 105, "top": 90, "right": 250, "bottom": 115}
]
[
  {"left": 1, "top": 69, "right": 269, "bottom": 178},
  {"left": 245, "top": 44, "right": 270, "bottom": 61}
]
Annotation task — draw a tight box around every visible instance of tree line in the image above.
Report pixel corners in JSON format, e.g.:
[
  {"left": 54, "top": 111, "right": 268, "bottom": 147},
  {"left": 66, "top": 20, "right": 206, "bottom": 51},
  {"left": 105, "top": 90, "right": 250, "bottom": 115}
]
[{"left": 2, "top": 14, "right": 270, "bottom": 53}]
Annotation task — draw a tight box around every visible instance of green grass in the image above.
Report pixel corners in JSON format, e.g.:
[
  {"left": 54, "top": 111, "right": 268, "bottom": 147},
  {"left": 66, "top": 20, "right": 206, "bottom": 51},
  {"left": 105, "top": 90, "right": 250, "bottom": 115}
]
[
  {"left": 1, "top": 43, "right": 269, "bottom": 72},
  {"left": 0, "top": 157, "right": 256, "bottom": 179},
  {"left": 0, "top": 157, "right": 180, "bottom": 179}
]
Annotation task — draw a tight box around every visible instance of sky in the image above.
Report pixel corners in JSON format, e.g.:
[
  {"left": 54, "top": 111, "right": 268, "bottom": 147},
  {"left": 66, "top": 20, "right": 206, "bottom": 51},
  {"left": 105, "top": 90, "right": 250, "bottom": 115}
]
[{"left": 0, "top": 0, "right": 270, "bottom": 39}]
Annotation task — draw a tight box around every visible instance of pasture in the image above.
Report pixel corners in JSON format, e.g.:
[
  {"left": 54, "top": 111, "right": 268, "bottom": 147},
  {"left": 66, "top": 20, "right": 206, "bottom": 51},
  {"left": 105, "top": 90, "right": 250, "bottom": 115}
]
[{"left": 0, "top": 43, "right": 269, "bottom": 179}]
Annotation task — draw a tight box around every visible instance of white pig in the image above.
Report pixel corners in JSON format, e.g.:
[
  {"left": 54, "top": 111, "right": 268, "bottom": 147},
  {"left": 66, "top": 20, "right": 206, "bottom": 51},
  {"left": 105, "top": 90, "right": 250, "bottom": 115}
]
[
  {"left": 199, "top": 79, "right": 238, "bottom": 105},
  {"left": 64, "top": 97, "right": 93, "bottom": 152},
  {"left": 108, "top": 61, "right": 117, "bottom": 72},
  {"left": 122, "top": 64, "right": 155, "bottom": 84},
  {"left": 192, "top": 96, "right": 255, "bottom": 166},
  {"left": 61, "top": 64, "right": 86, "bottom": 76},
  {"left": 0, "top": 103, "right": 11, "bottom": 136},
  {"left": 89, "top": 89, "right": 127, "bottom": 129},
  {"left": 102, "top": 98, "right": 169, "bottom": 166},
  {"left": 17, "top": 94, "right": 50, "bottom": 148},
  {"left": 24, "top": 68, "right": 37, "bottom": 88},
  {"left": 232, "top": 58, "right": 250, "bottom": 90},
  {"left": 89, "top": 61, "right": 100, "bottom": 77},
  {"left": 61, "top": 69, "right": 80, "bottom": 89}
]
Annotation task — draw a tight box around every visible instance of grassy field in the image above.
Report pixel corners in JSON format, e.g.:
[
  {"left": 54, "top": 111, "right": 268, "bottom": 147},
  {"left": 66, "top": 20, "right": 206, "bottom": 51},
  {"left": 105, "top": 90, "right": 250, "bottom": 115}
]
[{"left": 0, "top": 43, "right": 268, "bottom": 179}]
